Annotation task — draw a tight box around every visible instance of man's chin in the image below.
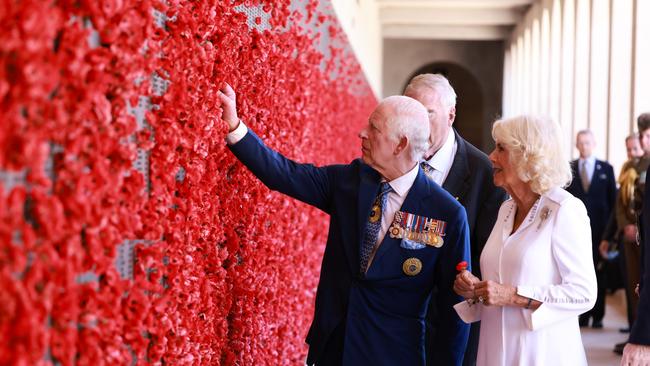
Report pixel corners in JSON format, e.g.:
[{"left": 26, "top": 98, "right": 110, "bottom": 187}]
[{"left": 361, "top": 155, "right": 374, "bottom": 168}]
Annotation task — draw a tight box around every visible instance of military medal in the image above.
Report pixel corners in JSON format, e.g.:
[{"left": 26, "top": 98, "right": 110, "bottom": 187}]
[
  {"left": 425, "top": 217, "right": 446, "bottom": 247},
  {"left": 431, "top": 234, "right": 443, "bottom": 248},
  {"left": 390, "top": 211, "right": 447, "bottom": 248},
  {"left": 389, "top": 225, "right": 403, "bottom": 238},
  {"left": 403, "top": 257, "right": 422, "bottom": 276}
]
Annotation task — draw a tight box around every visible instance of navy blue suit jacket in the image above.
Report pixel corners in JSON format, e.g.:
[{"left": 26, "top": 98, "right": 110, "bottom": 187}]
[
  {"left": 566, "top": 159, "right": 617, "bottom": 261},
  {"left": 632, "top": 166, "right": 650, "bottom": 345},
  {"left": 229, "top": 130, "right": 471, "bottom": 365}
]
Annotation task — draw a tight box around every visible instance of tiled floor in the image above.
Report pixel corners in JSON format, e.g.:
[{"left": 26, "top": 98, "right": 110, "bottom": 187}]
[{"left": 582, "top": 290, "right": 628, "bottom": 366}]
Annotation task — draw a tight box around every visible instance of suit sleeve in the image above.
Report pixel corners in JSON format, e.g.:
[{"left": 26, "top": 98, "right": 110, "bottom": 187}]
[
  {"left": 228, "top": 129, "right": 333, "bottom": 213},
  {"left": 430, "top": 205, "right": 471, "bottom": 366},
  {"left": 516, "top": 198, "right": 598, "bottom": 330}
]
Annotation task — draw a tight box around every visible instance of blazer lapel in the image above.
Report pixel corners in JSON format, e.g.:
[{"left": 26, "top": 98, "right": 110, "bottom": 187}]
[
  {"left": 356, "top": 165, "right": 381, "bottom": 274},
  {"left": 442, "top": 131, "right": 470, "bottom": 202},
  {"left": 370, "top": 169, "right": 428, "bottom": 268},
  {"left": 590, "top": 161, "right": 602, "bottom": 192}
]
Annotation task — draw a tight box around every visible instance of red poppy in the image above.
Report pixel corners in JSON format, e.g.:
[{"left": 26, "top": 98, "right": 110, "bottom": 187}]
[{"left": 456, "top": 261, "right": 469, "bottom": 272}]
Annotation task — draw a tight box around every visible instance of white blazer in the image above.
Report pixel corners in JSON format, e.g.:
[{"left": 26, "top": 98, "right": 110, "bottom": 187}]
[{"left": 455, "top": 187, "right": 597, "bottom": 366}]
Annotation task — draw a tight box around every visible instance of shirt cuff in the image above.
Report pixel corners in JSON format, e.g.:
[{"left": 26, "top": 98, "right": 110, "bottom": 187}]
[
  {"left": 516, "top": 285, "right": 537, "bottom": 300},
  {"left": 225, "top": 120, "right": 248, "bottom": 145},
  {"left": 453, "top": 300, "right": 482, "bottom": 324}
]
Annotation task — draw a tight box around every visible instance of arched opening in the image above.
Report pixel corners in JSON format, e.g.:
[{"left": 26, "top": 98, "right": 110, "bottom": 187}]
[{"left": 403, "top": 62, "right": 486, "bottom": 150}]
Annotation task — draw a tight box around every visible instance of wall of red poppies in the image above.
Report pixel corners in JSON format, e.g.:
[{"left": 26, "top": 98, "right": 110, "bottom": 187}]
[{"left": 0, "top": 1, "right": 376, "bottom": 364}]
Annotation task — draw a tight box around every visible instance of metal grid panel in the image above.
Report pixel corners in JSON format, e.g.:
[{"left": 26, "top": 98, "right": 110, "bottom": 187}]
[
  {"left": 234, "top": 4, "right": 272, "bottom": 32},
  {"left": 115, "top": 240, "right": 137, "bottom": 280},
  {"left": 0, "top": 169, "right": 26, "bottom": 192}
]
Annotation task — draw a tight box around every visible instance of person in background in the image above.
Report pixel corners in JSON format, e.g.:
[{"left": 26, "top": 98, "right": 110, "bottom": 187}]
[
  {"left": 621, "top": 162, "right": 650, "bottom": 365},
  {"left": 599, "top": 133, "right": 644, "bottom": 354},
  {"left": 217, "top": 83, "right": 471, "bottom": 365},
  {"left": 404, "top": 73, "right": 507, "bottom": 366},
  {"left": 453, "top": 115, "right": 597, "bottom": 365},
  {"left": 619, "top": 113, "right": 650, "bottom": 363},
  {"left": 566, "top": 129, "right": 616, "bottom": 329}
]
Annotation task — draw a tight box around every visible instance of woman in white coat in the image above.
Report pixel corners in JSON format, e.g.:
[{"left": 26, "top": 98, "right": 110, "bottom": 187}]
[{"left": 453, "top": 115, "right": 598, "bottom": 365}]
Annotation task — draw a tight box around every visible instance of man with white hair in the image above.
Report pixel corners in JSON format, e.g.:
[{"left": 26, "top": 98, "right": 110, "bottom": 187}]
[
  {"left": 217, "top": 83, "right": 470, "bottom": 365},
  {"left": 405, "top": 74, "right": 507, "bottom": 366}
]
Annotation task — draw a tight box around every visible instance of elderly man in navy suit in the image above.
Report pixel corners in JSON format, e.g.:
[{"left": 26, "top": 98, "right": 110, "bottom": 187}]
[
  {"left": 404, "top": 74, "right": 507, "bottom": 366},
  {"left": 217, "top": 83, "right": 470, "bottom": 365},
  {"left": 566, "top": 129, "right": 616, "bottom": 328}
]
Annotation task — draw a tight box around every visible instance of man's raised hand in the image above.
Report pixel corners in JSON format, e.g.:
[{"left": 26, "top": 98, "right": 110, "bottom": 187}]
[{"left": 217, "top": 83, "right": 239, "bottom": 132}]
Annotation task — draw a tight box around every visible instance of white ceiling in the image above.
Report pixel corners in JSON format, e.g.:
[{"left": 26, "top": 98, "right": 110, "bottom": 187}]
[{"left": 377, "top": 0, "right": 537, "bottom": 40}]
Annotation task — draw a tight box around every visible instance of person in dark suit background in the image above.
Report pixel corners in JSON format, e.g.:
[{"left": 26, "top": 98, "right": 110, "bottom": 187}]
[
  {"left": 619, "top": 114, "right": 650, "bottom": 365},
  {"left": 217, "top": 83, "right": 470, "bottom": 365},
  {"left": 404, "top": 74, "right": 507, "bottom": 366},
  {"left": 621, "top": 163, "right": 650, "bottom": 365},
  {"left": 566, "top": 129, "right": 617, "bottom": 328}
]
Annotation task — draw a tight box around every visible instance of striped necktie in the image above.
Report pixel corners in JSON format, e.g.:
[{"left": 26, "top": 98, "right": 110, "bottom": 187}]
[
  {"left": 580, "top": 160, "right": 591, "bottom": 192},
  {"left": 360, "top": 182, "right": 393, "bottom": 274}
]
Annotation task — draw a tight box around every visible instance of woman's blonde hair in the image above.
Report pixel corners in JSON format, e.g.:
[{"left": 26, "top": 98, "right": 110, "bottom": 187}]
[{"left": 492, "top": 115, "right": 572, "bottom": 194}]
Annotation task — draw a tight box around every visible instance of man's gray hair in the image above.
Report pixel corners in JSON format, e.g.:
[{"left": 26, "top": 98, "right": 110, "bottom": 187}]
[
  {"left": 404, "top": 73, "right": 457, "bottom": 110},
  {"left": 381, "top": 95, "right": 431, "bottom": 159},
  {"left": 576, "top": 129, "right": 594, "bottom": 138}
]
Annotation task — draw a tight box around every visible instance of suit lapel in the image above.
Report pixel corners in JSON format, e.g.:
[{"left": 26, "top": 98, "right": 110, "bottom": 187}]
[
  {"left": 370, "top": 169, "right": 428, "bottom": 268},
  {"left": 590, "top": 161, "right": 602, "bottom": 192},
  {"left": 442, "top": 131, "right": 470, "bottom": 202},
  {"left": 356, "top": 165, "right": 380, "bottom": 274}
]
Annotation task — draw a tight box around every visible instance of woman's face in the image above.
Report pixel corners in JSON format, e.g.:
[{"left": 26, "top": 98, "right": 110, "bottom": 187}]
[{"left": 489, "top": 141, "right": 521, "bottom": 193}]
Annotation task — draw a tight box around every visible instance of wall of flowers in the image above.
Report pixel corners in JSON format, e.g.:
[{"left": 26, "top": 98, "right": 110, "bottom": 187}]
[{"left": 0, "top": 0, "right": 376, "bottom": 364}]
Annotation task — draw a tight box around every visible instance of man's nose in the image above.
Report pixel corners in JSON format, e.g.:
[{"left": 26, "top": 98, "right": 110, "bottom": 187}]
[
  {"left": 488, "top": 150, "right": 496, "bottom": 162},
  {"left": 359, "top": 129, "right": 367, "bottom": 139}
]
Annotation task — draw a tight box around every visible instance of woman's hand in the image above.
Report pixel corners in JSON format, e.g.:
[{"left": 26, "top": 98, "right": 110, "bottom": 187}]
[
  {"left": 474, "top": 280, "right": 517, "bottom": 307},
  {"left": 453, "top": 270, "right": 480, "bottom": 299}
]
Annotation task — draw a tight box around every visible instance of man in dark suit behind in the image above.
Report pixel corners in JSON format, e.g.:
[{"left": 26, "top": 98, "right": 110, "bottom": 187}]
[
  {"left": 566, "top": 129, "right": 616, "bottom": 328},
  {"left": 620, "top": 114, "right": 650, "bottom": 365},
  {"left": 621, "top": 163, "right": 650, "bottom": 365},
  {"left": 218, "top": 83, "right": 470, "bottom": 365},
  {"left": 404, "top": 74, "right": 507, "bottom": 366}
]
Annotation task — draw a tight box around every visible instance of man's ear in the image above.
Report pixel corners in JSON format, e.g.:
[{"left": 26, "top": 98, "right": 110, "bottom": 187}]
[
  {"left": 448, "top": 106, "right": 456, "bottom": 126},
  {"left": 394, "top": 136, "right": 408, "bottom": 155}
]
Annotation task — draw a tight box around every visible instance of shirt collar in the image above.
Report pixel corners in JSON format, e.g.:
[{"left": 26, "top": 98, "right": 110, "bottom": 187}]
[
  {"left": 385, "top": 163, "right": 419, "bottom": 197},
  {"left": 425, "top": 130, "right": 456, "bottom": 171},
  {"left": 580, "top": 155, "right": 595, "bottom": 165}
]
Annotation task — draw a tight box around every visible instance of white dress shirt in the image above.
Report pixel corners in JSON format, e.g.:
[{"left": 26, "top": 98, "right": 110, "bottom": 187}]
[
  {"left": 377, "top": 164, "right": 418, "bottom": 244},
  {"left": 226, "top": 120, "right": 249, "bottom": 145},
  {"left": 422, "top": 129, "right": 457, "bottom": 185}
]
